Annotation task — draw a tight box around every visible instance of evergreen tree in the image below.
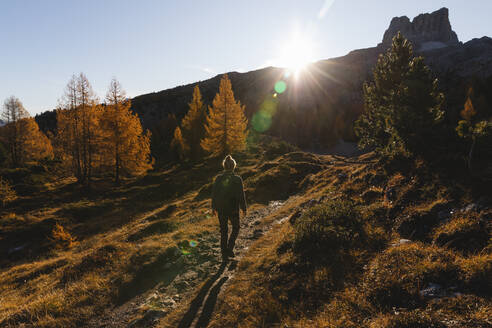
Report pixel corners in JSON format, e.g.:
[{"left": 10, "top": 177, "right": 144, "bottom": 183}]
[
  {"left": 101, "top": 78, "right": 153, "bottom": 183},
  {"left": 354, "top": 32, "right": 444, "bottom": 156},
  {"left": 201, "top": 75, "right": 248, "bottom": 157},
  {"left": 181, "top": 85, "right": 206, "bottom": 161},
  {"left": 170, "top": 126, "right": 187, "bottom": 160}
]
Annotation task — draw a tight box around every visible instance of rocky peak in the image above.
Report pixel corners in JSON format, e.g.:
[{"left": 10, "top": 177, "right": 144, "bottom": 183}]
[{"left": 380, "top": 7, "right": 459, "bottom": 51}]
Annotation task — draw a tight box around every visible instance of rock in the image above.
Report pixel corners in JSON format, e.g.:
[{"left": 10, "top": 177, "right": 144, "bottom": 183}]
[
  {"left": 146, "top": 292, "right": 160, "bottom": 303},
  {"left": 463, "top": 203, "right": 479, "bottom": 213},
  {"left": 380, "top": 8, "right": 459, "bottom": 51},
  {"left": 269, "top": 200, "right": 283, "bottom": 208},
  {"left": 162, "top": 297, "right": 176, "bottom": 307},
  {"left": 419, "top": 283, "right": 445, "bottom": 298},
  {"left": 129, "top": 309, "right": 167, "bottom": 327},
  {"left": 391, "top": 239, "right": 412, "bottom": 247},
  {"left": 181, "top": 271, "right": 198, "bottom": 281}
]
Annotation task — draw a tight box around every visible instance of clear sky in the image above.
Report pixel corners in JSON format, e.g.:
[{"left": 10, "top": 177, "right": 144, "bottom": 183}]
[{"left": 1, "top": 0, "right": 491, "bottom": 115}]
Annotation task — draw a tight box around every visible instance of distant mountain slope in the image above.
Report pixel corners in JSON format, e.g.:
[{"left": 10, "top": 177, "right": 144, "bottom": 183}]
[
  {"left": 128, "top": 7, "right": 492, "bottom": 148},
  {"left": 35, "top": 7, "right": 492, "bottom": 148}
]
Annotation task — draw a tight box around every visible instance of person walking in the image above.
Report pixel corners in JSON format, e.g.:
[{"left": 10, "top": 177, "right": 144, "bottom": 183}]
[{"left": 211, "top": 155, "right": 247, "bottom": 261}]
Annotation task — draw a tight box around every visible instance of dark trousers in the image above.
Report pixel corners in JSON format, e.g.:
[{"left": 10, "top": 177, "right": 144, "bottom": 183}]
[{"left": 218, "top": 212, "right": 240, "bottom": 255}]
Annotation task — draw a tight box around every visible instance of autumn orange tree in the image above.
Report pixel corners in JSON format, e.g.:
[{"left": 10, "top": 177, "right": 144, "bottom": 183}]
[
  {"left": 101, "top": 78, "right": 153, "bottom": 183},
  {"left": 56, "top": 73, "right": 101, "bottom": 186},
  {"left": 201, "top": 75, "right": 248, "bottom": 157},
  {"left": 181, "top": 85, "right": 206, "bottom": 161},
  {"left": 1, "top": 96, "right": 53, "bottom": 166},
  {"left": 170, "top": 126, "right": 188, "bottom": 161},
  {"left": 456, "top": 88, "right": 492, "bottom": 173}
]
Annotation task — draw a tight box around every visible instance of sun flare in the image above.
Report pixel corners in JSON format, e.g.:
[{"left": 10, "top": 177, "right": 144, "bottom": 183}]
[{"left": 277, "top": 35, "right": 314, "bottom": 75}]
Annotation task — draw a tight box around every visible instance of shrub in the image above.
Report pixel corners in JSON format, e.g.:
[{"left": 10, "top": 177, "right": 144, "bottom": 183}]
[
  {"left": 264, "top": 140, "right": 299, "bottom": 159},
  {"left": 369, "top": 311, "right": 446, "bottom": 328},
  {"left": 432, "top": 215, "right": 489, "bottom": 253},
  {"left": 0, "top": 177, "right": 17, "bottom": 207},
  {"left": 293, "top": 199, "right": 365, "bottom": 263},
  {"left": 458, "top": 254, "right": 492, "bottom": 294},
  {"left": 395, "top": 200, "right": 451, "bottom": 241},
  {"left": 362, "top": 243, "right": 459, "bottom": 309},
  {"left": 51, "top": 223, "right": 75, "bottom": 249}
]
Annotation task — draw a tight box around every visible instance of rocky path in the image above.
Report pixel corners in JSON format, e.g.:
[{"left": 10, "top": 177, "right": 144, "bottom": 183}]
[{"left": 89, "top": 199, "right": 292, "bottom": 328}]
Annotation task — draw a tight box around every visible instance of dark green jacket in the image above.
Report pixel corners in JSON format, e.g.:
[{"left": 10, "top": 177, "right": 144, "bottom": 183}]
[{"left": 211, "top": 171, "right": 247, "bottom": 215}]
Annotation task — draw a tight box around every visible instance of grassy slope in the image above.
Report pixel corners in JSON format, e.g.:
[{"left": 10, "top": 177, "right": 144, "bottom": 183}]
[
  {"left": 204, "top": 155, "right": 492, "bottom": 328},
  {"left": 0, "top": 141, "right": 327, "bottom": 327},
  {"left": 0, "top": 156, "right": 241, "bottom": 326},
  {"left": 1, "top": 148, "right": 490, "bottom": 327}
]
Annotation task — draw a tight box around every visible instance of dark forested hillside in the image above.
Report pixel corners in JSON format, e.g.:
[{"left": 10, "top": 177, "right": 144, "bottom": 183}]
[{"left": 35, "top": 8, "right": 492, "bottom": 150}]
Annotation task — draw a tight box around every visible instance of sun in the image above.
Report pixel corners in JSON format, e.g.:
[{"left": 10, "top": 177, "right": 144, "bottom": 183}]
[{"left": 277, "top": 34, "right": 314, "bottom": 76}]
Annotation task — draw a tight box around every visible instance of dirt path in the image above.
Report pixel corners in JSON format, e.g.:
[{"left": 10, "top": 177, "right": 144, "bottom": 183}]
[{"left": 89, "top": 199, "right": 292, "bottom": 328}]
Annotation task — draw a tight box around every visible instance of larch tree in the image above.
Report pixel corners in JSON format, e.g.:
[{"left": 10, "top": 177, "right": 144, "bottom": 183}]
[
  {"left": 56, "top": 73, "right": 101, "bottom": 186},
  {"left": 181, "top": 85, "right": 206, "bottom": 161},
  {"left": 101, "top": 78, "right": 153, "bottom": 183},
  {"left": 2, "top": 96, "right": 29, "bottom": 166},
  {"left": 170, "top": 126, "right": 188, "bottom": 161},
  {"left": 456, "top": 90, "right": 492, "bottom": 173},
  {"left": 354, "top": 32, "right": 444, "bottom": 157},
  {"left": 1, "top": 96, "right": 53, "bottom": 166},
  {"left": 201, "top": 74, "right": 248, "bottom": 157},
  {"left": 18, "top": 117, "right": 54, "bottom": 161}
]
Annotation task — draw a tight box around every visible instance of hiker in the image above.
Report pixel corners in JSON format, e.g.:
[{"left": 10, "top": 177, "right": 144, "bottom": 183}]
[{"left": 211, "top": 155, "right": 247, "bottom": 260}]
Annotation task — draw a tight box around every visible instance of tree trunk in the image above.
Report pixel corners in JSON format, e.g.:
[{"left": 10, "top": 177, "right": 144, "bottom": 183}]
[
  {"left": 468, "top": 137, "right": 476, "bottom": 174},
  {"left": 115, "top": 152, "right": 120, "bottom": 184}
]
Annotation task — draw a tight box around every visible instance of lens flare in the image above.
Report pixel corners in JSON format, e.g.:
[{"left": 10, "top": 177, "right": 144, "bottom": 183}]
[
  {"left": 252, "top": 111, "right": 272, "bottom": 133},
  {"left": 274, "top": 81, "right": 287, "bottom": 94},
  {"left": 189, "top": 240, "right": 198, "bottom": 247},
  {"left": 252, "top": 96, "right": 279, "bottom": 133}
]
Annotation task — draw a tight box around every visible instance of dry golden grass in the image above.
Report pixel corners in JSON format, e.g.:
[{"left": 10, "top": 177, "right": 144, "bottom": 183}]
[
  {"left": 203, "top": 154, "right": 492, "bottom": 328},
  {"left": 1, "top": 148, "right": 490, "bottom": 327}
]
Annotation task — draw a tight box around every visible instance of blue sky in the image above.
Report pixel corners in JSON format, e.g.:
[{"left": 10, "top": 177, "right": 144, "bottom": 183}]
[{"left": 1, "top": 0, "right": 491, "bottom": 115}]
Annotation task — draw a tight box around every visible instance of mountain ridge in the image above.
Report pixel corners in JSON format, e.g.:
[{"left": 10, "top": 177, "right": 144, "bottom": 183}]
[{"left": 35, "top": 7, "right": 492, "bottom": 149}]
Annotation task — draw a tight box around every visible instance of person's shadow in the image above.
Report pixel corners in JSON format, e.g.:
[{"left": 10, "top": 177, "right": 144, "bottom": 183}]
[{"left": 178, "top": 260, "right": 236, "bottom": 328}]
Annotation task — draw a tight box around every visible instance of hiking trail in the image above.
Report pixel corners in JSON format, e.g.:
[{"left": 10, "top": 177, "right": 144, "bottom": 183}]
[{"left": 89, "top": 198, "right": 293, "bottom": 328}]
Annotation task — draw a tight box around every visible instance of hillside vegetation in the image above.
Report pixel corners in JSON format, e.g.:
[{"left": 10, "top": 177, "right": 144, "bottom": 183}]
[
  {"left": 202, "top": 154, "right": 491, "bottom": 328},
  {"left": 1, "top": 10, "right": 491, "bottom": 328}
]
